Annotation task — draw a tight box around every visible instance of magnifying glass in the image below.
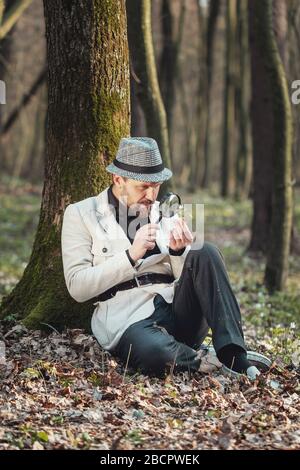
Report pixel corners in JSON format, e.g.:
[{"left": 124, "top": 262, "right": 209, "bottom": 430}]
[{"left": 158, "top": 192, "right": 182, "bottom": 220}]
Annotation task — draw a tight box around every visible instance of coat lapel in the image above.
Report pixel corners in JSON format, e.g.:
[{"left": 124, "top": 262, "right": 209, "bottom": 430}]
[{"left": 95, "top": 189, "right": 131, "bottom": 249}]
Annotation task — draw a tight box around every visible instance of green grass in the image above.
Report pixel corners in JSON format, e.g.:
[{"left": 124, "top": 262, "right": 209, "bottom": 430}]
[{"left": 0, "top": 176, "right": 41, "bottom": 297}]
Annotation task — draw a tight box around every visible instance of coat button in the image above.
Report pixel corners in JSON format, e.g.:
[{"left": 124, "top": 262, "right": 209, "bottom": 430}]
[{"left": 102, "top": 247, "right": 108, "bottom": 253}]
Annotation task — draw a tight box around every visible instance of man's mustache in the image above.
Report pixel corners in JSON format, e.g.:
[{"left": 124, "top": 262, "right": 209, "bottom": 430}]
[{"left": 139, "top": 200, "right": 153, "bottom": 205}]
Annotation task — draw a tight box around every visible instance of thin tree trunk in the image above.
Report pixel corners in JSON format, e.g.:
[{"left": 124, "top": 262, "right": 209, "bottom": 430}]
[
  {"left": 221, "top": 0, "right": 237, "bottom": 197},
  {"left": 284, "top": 0, "right": 300, "bottom": 255},
  {"left": 0, "top": 1, "right": 4, "bottom": 25},
  {"left": 159, "top": 0, "right": 185, "bottom": 143},
  {"left": 24, "top": 82, "right": 46, "bottom": 182},
  {"left": 262, "top": 0, "right": 293, "bottom": 292},
  {"left": 177, "top": 64, "right": 194, "bottom": 185},
  {"left": 0, "top": 0, "right": 13, "bottom": 172},
  {"left": 189, "top": 0, "right": 206, "bottom": 192},
  {"left": 248, "top": 0, "right": 295, "bottom": 258},
  {"left": 248, "top": 0, "right": 274, "bottom": 253},
  {"left": 202, "top": 0, "right": 220, "bottom": 189},
  {"left": 0, "top": 0, "right": 130, "bottom": 328},
  {"left": 130, "top": 67, "right": 146, "bottom": 137},
  {"left": 0, "top": 68, "right": 46, "bottom": 136},
  {"left": 126, "top": 0, "right": 173, "bottom": 192},
  {"left": 0, "top": 0, "right": 32, "bottom": 40},
  {"left": 159, "top": 0, "right": 174, "bottom": 133},
  {"left": 235, "top": 0, "right": 251, "bottom": 200}
]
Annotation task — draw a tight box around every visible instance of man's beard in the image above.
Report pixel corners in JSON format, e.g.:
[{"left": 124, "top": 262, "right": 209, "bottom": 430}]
[
  {"left": 120, "top": 188, "right": 153, "bottom": 218},
  {"left": 129, "top": 201, "right": 152, "bottom": 218}
]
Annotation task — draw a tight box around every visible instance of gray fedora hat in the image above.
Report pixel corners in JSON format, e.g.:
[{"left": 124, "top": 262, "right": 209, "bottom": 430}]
[{"left": 106, "top": 137, "right": 172, "bottom": 183}]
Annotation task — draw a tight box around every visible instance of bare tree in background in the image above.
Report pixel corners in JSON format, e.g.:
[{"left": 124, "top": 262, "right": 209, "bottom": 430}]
[
  {"left": 126, "top": 0, "right": 172, "bottom": 192},
  {"left": 159, "top": 0, "right": 185, "bottom": 144},
  {"left": 0, "top": 1, "right": 4, "bottom": 24},
  {"left": 0, "top": 0, "right": 45, "bottom": 182},
  {"left": 283, "top": 0, "right": 300, "bottom": 255},
  {"left": 202, "top": 0, "right": 220, "bottom": 189},
  {"left": 249, "top": 0, "right": 293, "bottom": 291},
  {"left": 0, "top": 0, "right": 33, "bottom": 40},
  {"left": 130, "top": 69, "right": 146, "bottom": 137},
  {"left": 249, "top": 0, "right": 295, "bottom": 264},
  {"left": 249, "top": 0, "right": 275, "bottom": 253},
  {"left": 187, "top": 0, "right": 206, "bottom": 193},
  {"left": 0, "top": 0, "right": 130, "bottom": 328},
  {"left": 264, "top": 0, "right": 293, "bottom": 291},
  {"left": 289, "top": 0, "right": 300, "bottom": 185},
  {"left": 235, "top": 0, "right": 251, "bottom": 200},
  {"left": 221, "top": 0, "right": 237, "bottom": 197}
]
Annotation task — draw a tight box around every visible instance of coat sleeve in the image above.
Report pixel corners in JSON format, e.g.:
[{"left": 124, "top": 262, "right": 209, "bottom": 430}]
[
  {"left": 169, "top": 245, "right": 191, "bottom": 279},
  {"left": 61, "top": 204, "right": 136, "bottom": 303}
]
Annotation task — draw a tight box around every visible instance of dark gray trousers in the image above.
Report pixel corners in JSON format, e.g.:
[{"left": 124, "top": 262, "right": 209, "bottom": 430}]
[{"left": 112, "top": 242, "right": 246, "bottom": 376}]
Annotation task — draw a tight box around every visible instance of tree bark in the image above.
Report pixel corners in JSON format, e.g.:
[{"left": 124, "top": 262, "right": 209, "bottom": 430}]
[
  {"left": 126, "top": 0, "right": 173, "bottom": 192},
  {"left": 0, "top": 0, "right": 4, "bottom": 25},
  {"left": 248, "top": 0, "right": 274, "bottom": 253},
  {"left": 0, "top": 0, "right": 130, "bottom": 329},
  {"left": 262, "top": 0, "right": 293, "bottom": 291},
  {"left": 159, "top": 0, "right": 185, "bottom": 143},
  {"left": 235, "top": 0, "right": 251, "bottom": 200},
  {"left": 188, "top": 0, "right": 206, "bottom": 192},
  {"left": 130, "top": 67, "right": 146, "bottom": 137},
  {"left": 221, "top": 0, "right": 237, "bottom": 197},
  {"left": 202, "top": 0, "right": 220, "bottom": 189},
  {"left": 248, "top": 0, "right": 294, "bottom": 261},
  {"left": 0, "top": 0, "right": 33, "bottom": 40}
]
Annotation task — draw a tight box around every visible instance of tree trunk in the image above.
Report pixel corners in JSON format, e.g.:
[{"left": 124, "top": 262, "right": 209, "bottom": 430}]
[
  {"left": 248, "top": 0, "right": 296, "bottom": 258},
  {"left": 0, "top": 0, "right": 14, "bottom": 170},
  {"left": 159, "top": 0, "right": 174, "bottom": 134},
  {"left": 235, "top": 0, "right": 251, "bottom": 200},
  {"left": 130, "top": 67, "right": 146, "bottom": 137},
  {"left": 189, "top": 0, "right": 206, "bottom": 192},
  {"left": 126, "top": 0, "right": 173, "bottom": 193},
  {"left": 0, "top": 68, "right": 47, "bottom": 137},
  {"left": 272, "top": 0, "right": 288, "bottom": 67},
  {"left": 0, "top": 0, "right": 130, "bottom": 329},
  {"left": 285, "top": 0, "right": 300, "bottom": 255},
  {"left": 202, "top": 0, "right": 220, "bottom": 189},
  {"left": 0, "top": 1, "right": 4, "bottom": 24},
  {"left": 0, "top": 0, "right": 33, "bottom": 40},
  {"left": 262, "top": 0, "right": 293, "bottom": 292},
  {"left": 0, "top": 0, "right": 46, "bottom": 179},
  {"left": 23, "top": 82, "right": 46, "bottom": 182},
  {"left": 159, "top": 0, "right": 185, "bottom": 144},
  {"left": 248, "top": 0, "right": 274, "bottom": 253},
  {"left": 221, "top": 0, "right": 237, "bottom": 197}
]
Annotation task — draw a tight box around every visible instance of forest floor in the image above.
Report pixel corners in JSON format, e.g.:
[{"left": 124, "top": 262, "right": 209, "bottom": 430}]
[{"left": 0, "top": 175, "right": 299, "bottom": 450}]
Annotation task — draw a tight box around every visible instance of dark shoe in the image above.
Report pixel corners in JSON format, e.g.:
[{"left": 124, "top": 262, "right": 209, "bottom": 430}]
[{"left": 221, "top": 350, "right": 271, "bottom": 380}]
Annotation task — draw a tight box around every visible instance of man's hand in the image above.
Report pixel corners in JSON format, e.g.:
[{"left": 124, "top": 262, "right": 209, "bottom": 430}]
[
  {"left": 169, "top": 218, "right": 193, "bottom": 252},
  {"left": 128, "top": 223, "right": 159, "bottom": 262}
]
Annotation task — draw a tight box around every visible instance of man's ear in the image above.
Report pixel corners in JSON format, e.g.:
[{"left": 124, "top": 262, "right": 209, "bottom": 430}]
[{"left": 112, "top": 174, "right": 122, "bottom": 186}]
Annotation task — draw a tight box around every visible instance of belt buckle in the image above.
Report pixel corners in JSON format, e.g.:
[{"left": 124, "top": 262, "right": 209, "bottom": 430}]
[{"left": 134, "top": 273, "right": 153, "bottom": 288}]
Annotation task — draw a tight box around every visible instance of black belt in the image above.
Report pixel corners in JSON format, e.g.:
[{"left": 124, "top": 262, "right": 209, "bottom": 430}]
[{"left": 95, "top": 273, "right": 175, "bottom": 302}]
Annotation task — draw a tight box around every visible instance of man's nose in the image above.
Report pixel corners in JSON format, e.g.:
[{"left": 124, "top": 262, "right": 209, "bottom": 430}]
[{"left": 146, "top": 187, "right": 156, "bottom": 202}]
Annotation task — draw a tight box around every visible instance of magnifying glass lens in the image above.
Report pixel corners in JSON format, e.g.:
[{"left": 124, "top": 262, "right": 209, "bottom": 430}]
[{"left": 159, "top": 192, "right": 181, "bottom": 218}]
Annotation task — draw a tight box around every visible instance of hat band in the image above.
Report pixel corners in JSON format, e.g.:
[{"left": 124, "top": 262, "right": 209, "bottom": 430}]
[{"left": 113, "top": 159, "right": 164, "bottom": 174}]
